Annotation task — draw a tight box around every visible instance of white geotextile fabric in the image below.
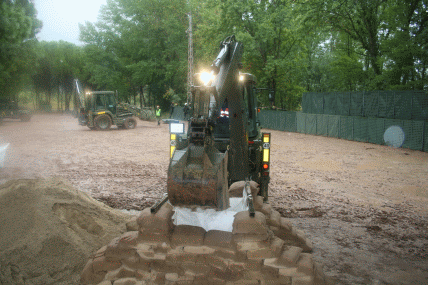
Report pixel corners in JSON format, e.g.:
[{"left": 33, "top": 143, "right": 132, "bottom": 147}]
[
  {"left": 172, "top": 189, "right": 249, "bottom": 232},
  {"left": 0, "top": 143, "right": 9, "bottom": 168}
]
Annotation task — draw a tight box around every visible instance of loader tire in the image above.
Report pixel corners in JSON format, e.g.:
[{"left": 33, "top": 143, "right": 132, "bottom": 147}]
[
  {"left": 94, "top": 114, "right": 112, "bottom": 131},
  {"left": 123, "top": 117, "right": 137, "bottom": 129}
]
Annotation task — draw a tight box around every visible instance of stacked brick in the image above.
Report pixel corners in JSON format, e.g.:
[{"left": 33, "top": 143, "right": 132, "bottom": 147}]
[{"left": 81, "top": 200, "right": 328, "bottom": 285}]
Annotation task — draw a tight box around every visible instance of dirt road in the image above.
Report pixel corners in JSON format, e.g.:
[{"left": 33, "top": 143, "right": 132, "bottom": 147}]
[{"left": 0, "top": 114, "right": 427, "bottom": 284}]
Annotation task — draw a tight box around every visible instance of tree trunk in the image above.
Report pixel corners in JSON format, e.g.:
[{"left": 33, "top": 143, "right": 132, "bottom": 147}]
[{"left": 139, "top": 85, "right": 146, "bottom": 107}]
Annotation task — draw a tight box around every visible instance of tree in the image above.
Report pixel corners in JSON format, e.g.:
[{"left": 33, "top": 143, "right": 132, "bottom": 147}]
[
  {"left": 79, "top": 0, "right": 189, "bottom": 108},
  {"left": 193, "top": 0, "right": 310, "bottom": 109},
  {"left": 32, "top": 41, "right": 84, "bottom": 111},
  {"left": 380, "top": 0, "right": 428, "bottom": 90},
  {"left": 0, "top": 0, "right": 42, "bottom": 101}
]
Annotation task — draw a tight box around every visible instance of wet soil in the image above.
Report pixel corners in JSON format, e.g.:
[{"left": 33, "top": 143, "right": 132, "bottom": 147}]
[{"left": 0, "top": 114, "right": 427, "bottom": 285}]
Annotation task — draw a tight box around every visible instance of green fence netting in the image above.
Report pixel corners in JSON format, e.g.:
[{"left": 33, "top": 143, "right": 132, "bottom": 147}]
[
  {"left": 367, "top": 117, "right": 385, "bottom": 145},
  {"left": 350, "top": 92, "right": 364, "bottom": 117},
  {"left": 378, "top": 91, "right": 395, "bottom": 119},
  {"left": 301, "top": 93, "right": 311, "bottom": 113},
  {"left": 285, "top": 112, "right": 297, "bottom": 132},
  {"left": 175, "top": 108, "right": 428, "bottom": 152},
  {"left": 278, "top": 112, "right": 287, "bottom": 131},
  {"left": 258, "top": 111, "right": 267, "bottom": 128},
  {"left": 394, "top": 91, "right": 412, "bottom": 120},
  {"left": 327, "top": 115, "right": 340, "bottom": 138},
  {"left": 337, "top": 92, "right": 351, "bottom": 116},
  {"left": 324, "top": 93, "right": 337, "bottom": 115},
  {"left": 402, "top": 120, "right": 424, "bottom": 151},
  {"left": 317, "top": 114, "right": 328, "bottom": 136},
  {"left": 364, "top": 91, "right": 379, "bottom": 117},
  {"left": 306, "top": 114, "right": 317, "bottom": 135},
  {"left": 257, "top": 110, "right": 273, "bottom": 130},
  {"left": 302, "top": 90, "right": 427, "bottom": 121},
  {"left": 340, "top": 116, "right": 353, "bottom": 140},
  {"left": 412, "top": 92, "right": 428, "bottom": 121},
  {"left": 353, "top": 117, "right": 368, "bottom": 142},
  {"left": 313, "top": 93, "right": 324, "bottom": 114},
  {"left": 297, "top": 112, "right": 306, "bottom": 133},
  {"left": 424, "top": 124, "right": 428, "bottom": 152}
]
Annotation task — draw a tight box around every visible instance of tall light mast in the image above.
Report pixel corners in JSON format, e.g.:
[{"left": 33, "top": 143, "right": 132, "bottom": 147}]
[{"left": 186, "top": 12, "right": 193, "bottom": 104}]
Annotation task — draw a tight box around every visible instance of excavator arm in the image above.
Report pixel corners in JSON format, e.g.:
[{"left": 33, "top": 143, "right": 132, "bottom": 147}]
[{"left": 167, "top": 35, "right": 250, "bottom": 210}]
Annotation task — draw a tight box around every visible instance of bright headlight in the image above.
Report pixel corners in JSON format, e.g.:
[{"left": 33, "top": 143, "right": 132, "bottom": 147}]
[{"left": 200, "top": 71, "right": 215, "bottom": 86}]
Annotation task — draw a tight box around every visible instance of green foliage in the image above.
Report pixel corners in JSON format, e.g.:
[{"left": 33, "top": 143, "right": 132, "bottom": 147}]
[
  {"left": 0, "top": 0, "right": 41, "bottom": 100},
  {"left": 3, "top": 0, "right": 427, "bottom": 112},
  {"left": 195, "top": 0, "right": 310, "bottom": 109},
  {"left": 78, "top": 0, "right": 189, "bottom": 109},
  {"left": 31, "top": 41, "right": 84, "bottom": 110}
]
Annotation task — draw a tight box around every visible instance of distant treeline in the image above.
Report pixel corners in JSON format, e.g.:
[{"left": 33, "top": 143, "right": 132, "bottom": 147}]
[{"left": 1, "top": 0, "right": 427, "bottom": 112}]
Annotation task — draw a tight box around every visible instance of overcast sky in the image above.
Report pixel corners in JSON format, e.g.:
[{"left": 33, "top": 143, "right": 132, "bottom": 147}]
[{"left": 34, "top": 0, "right": 107, "bottom": 45}]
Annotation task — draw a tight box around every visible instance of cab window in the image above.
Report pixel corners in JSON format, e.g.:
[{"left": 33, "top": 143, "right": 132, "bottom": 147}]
[{"left": 95, "top": 95, "right": 105, "bottom": 110}]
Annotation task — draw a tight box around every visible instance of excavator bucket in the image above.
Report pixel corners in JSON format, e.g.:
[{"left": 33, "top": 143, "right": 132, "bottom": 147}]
[{"left": 167, "top": 144, "right": 229, "bottom": 210}]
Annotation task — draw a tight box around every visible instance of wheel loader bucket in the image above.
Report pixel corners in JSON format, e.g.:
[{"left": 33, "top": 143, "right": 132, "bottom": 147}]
[{"left": 167, "top": 144, "right": 229, "bottom": 210}]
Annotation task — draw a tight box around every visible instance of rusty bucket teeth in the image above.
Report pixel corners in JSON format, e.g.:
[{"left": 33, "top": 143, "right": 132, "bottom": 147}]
[{"left": 167, "top": 144, "right": 229, "bottom": 210}]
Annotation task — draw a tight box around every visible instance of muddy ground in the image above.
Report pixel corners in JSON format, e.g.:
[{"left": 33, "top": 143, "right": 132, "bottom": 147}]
[{"left": 0, "top": 114, "right": 427, "bottom": 285}]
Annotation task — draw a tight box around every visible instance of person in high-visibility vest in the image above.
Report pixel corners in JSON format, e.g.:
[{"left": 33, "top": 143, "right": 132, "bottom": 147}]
[{"left": 156, "top": 105, "right": 161, "bottom": 125}]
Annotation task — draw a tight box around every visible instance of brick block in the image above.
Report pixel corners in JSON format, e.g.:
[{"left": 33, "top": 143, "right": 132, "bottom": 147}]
[
  {"left": 105, "top": 233, "right": 139, "bottom": 260},
  {"left": 279, "top": 267, "right": 305, "bottom": 278},
  {"left": 105, "top": 266, "right": 136, "bottom": 281},
  {"left": 126, "top": 217, "right": 138, "bottom": 232},
  {"left": 271, "top": 237, "right": 285, "bottom": 257},
  {"left": 280, "top": 218, "right": 293, "bottom": 232},
  {"left": 151, "top": 271, "right": 166, "bottom": 284},
  {"left": 236, "top": 240, "right": 269, "bottom": 252},
  {"left": 93, "top": 256, "right": 122, "bottom": 273},
  {"left": 229, "top": 181, "right": 259, "bottom": 197},
  {"left": 94, "top": 246, "right": 107, "bottom": 259},
  {"left": 244, "top": 259, "right": 263, "bottom": 271},
  {"left": 214, "top": 249, "right": 236, "bottom": 260},
  {"left": 134, "top": 269, "right": 151, "bottom": 280},
  {"left": 166, "top": 248, "right": 204, "bottom": 265},
  {"left": 204, "top": 230, "right": 233, "bottom": 249},
  {"left": 205, "top": 255, "right": 228, "bottom": 271},
  {"left": 205, "top": 276, "right": 228, "bottom": 285},
  {"left": 279, "top": 246, "right": 303, "bottom": 266},
  {"left": 292, "top": 276, "right": 314, "bottom": 285},
  {"left": 227, "top": 260, "right": 246, "bottom": 278},
  {"left": 183, "top": 245, "right": 216, "bottom": 255},
  {"left": 165, "top": 273, "right": 194, "bottom": 285},
  {"left": 247, "top": 246, "right": 274, "bottom": 259},
  {"left": 181, "top": 262, "right": 211, "bottom": 275},
  {"left": 138, "top": 230, "right": 170, "bottom": 243},
  {"left": 297, "top": 253, "right": 314, "bottom": 276},
  {"left": 263, "top": 258, "right": 286, "bottom": 275},
  {"left": 151, "top": 260, "right": 183, "bottom": 275},
  {"left": 228, "top": 280, "right": 260, "bottom": 285},
  {"left": 137, "top": 205, "right": 174, "bottom": 234},
  {"left": 97, "top": 281, "right": 113, "bottom": 285},
  {"left": 268, "top": 210, "right": 281, "bottom": 228},
  {"left": 232, "top": 211, "right": 268, "bottom": 241},
  {"left": 112, "top": 278, "right": 144, "bottom": 285},
  {"left": 314, "top": 263, "right": 326, "bottom": 285},
  {"left": 171, "top": 225, "right": 206, "bottom": 246},
  {"left": 260, "top": 203, "right": 273, "bottom": 217},
  {"left": 80, "top": 259, "right": 94, "bottom": 284},
  {"left": 254, "top": 196, "right": 264, "bottom": 211}
]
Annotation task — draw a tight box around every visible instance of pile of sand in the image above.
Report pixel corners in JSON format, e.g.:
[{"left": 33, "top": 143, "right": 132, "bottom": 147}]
[{"left": 0, "top": 177, "right": 131, "bottom": 285}]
